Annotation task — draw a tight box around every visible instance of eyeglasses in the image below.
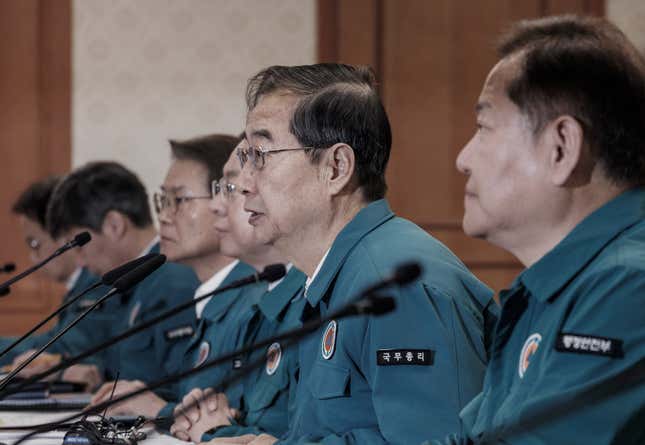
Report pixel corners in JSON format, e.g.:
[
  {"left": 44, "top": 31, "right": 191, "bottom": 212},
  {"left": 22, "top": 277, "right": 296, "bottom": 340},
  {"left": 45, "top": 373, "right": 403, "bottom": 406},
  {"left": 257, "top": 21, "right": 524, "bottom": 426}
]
[
  {"left": 211, "top": 179, "right": 239, "bottom": 199},
  {"left": 236, "top": 145, "right": 316, "bottom": 170},
  {"left": 26, "top": 237, "right": 41, "bottom": 252},
  {"left": 153, "top": 191, "right": 211, "bottom": 214}
]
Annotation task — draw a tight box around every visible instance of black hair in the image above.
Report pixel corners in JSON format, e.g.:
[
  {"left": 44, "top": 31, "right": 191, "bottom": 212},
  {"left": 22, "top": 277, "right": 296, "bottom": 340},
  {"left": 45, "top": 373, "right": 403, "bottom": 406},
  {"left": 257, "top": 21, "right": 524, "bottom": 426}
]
[
  {"left": 169, "top": 133, "right": 241, "bottom": 187},
  {"left": 246, "top": 63, "right": 392, "bottom": 201},
  {"left": 498, "top": 15, "right": 645, "bottom": 186},
  {"left": 47, "top": 161, "right": 152, "bottom": 238},
  {"left": 12, "top": 176, "right": 61, "bottom": 229}
]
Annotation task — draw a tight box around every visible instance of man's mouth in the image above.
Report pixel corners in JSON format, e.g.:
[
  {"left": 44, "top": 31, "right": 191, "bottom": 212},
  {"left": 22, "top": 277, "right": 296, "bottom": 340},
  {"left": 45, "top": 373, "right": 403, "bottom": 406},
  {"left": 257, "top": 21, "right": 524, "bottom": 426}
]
[{"left": 247, "top": 210, "right": 263, "bottom": 225}]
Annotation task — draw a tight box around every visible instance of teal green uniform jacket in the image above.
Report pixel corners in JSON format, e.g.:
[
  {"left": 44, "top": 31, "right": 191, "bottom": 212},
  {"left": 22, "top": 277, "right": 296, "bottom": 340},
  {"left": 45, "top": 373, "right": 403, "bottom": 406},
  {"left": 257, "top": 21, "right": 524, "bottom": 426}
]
[
  {"left": 202, "top": 266, "right": 306, "bottom": 441},
  {"left": 101, "top": 242, "right": 199, "bottom": 391},
  {"left": 428, "top": 188, "right": 645, "bottom": 445},
  {"left": 157, "top": 261, "right": 266, "bottom": 420},
  {"left": 0, "top": 267, "right": 113, "bottom": 366},
  {"left": 278, "top": 199, "right": 497, "bottom": 445}
]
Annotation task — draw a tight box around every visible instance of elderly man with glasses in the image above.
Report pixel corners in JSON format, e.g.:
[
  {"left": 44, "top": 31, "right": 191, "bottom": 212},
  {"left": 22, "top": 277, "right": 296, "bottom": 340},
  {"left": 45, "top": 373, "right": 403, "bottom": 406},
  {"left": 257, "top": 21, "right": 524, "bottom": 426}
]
[
  {"left": 199, "top": 63, "right": 498, "bottom": 445},
  {"left": 90, "top": 133, "right": 267, "bottom": 420},
  {"left": 166, "top": 143, "right": 306, "bottom": 443}
]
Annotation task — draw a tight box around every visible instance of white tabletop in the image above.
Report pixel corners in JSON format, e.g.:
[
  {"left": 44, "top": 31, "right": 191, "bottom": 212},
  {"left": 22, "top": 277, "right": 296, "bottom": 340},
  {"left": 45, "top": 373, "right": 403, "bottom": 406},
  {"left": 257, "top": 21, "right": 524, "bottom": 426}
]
[{"left": 0, "top": 411, "right": 193, "bottom": 445}]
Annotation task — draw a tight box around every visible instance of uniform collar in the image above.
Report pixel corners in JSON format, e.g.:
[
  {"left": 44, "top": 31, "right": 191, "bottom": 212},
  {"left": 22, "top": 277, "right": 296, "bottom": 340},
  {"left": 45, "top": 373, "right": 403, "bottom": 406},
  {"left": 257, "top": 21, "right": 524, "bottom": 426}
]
[
  {"left": 304, "top": 199, "right": 395, "bottom": 307},
  {"left": 194, "top": 260, "right": 239, "bottom": 319},
  {"left": 258, "top": 266, "right": 306, "bottom": 322},
  {"left": 201, "top": 261, "right": 258, "bottom": 322},
  {"left": 520, "top": 188, "right": 645, "bottom": 303}
]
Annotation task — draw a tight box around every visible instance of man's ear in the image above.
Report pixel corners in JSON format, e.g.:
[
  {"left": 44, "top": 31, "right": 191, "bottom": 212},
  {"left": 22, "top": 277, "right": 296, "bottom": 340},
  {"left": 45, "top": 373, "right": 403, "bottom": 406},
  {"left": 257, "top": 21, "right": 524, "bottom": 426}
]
[
  {"left": 101, "top": 210, "right": 128, "bottom": 241},
  {"left": 544, "top": 115, "right": 589, "bottom": 186},
  {"left": 319, "top": 143, "right": 356, "bottom": 195}
]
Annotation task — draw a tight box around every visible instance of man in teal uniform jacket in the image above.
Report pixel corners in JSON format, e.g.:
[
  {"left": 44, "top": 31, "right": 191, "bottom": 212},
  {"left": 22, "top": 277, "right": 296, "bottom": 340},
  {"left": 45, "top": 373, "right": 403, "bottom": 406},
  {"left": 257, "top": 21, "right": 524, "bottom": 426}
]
[
  {"left": 0, "top": 177, "right": 112, "bottom": 370},
  {"left": 217, "top": 63, "right": 496, "bottom": 445},
  {"left": 46, "top": 161, "right": 200, "bottom": 388},
  {"left": 89, "top": 134, "right": 267, "bottom": 420},
  {"left": 169, "top": 145, "right": 307, "bottom": 443},
  {"left": 428, "top": 15, "right": 645, "bottom": 445}
]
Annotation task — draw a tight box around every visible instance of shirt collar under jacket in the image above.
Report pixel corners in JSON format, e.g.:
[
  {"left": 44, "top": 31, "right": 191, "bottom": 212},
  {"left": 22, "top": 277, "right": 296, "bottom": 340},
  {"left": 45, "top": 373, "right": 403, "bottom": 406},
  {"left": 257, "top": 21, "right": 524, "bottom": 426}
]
[
  {"left": 194, "top": 260, "right": 239, "bottom": 319},
  {"left": 518, "top": 187, "right": 645, "bottom": 304},
  {"left": 65, "top": 267, "right": 83, "bottom": 291},
  {"left": 141, "top": 235, "right": 160, "bottom": 256}
]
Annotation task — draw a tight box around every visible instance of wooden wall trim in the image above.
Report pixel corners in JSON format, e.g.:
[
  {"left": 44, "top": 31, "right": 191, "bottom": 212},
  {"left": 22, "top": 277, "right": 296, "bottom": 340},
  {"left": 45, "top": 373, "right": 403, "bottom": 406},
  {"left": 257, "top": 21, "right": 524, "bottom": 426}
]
[
  {"left": 317, "top": 0, "right": 339, "bottom": 61},
  {"left": 38, "top": 0, "right": 72, "bottom": 175}
]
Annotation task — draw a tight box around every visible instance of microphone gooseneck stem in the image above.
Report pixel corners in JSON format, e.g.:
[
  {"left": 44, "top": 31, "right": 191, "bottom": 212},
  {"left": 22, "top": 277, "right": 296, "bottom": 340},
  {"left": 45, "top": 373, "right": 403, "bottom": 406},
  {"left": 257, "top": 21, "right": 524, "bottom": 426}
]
[
  {"left": 0, "top": 248, "right": 66, "bottom": 292},
  {"left": 11, "top": 292, "right": 396, "bottom": 444},
  {"left": 0, "top": 288, "right": 118, "bottom": 393},
  {"left": 0, "top": 282, "right": 102, "bottom": 360},
  {"left": 2, "top": 275, "right": 261, "bottom": 396}
]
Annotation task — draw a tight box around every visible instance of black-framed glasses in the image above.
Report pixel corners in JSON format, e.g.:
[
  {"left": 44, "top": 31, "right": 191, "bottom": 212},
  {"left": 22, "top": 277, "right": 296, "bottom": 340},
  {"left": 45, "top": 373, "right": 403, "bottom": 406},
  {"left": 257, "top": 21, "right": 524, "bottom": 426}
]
[
  {"left": 26, "top": 237, "right": 41, "bottom": 252},
  {"left": 153, "top": 191, "right": 211, "bottom": 214},
  {"left": 211, "top": 178, "right": 238, "bottom": 200},
  {"left": 236, "top": 145, "right": 316, "bottom": 170}
]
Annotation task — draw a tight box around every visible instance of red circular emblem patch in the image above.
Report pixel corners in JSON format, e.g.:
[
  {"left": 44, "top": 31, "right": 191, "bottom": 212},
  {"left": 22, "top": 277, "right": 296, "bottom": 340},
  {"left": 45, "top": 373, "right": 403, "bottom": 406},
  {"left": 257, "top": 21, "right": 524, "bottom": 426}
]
[
  {"left": 321, "top": 320, "right": 337, "bottom": 360},
  {"left": 195, "top": 341, "right": 210, "bottom": 368},
  {"left": 265, "top": 342, "right": 282, "bottom": 376}
]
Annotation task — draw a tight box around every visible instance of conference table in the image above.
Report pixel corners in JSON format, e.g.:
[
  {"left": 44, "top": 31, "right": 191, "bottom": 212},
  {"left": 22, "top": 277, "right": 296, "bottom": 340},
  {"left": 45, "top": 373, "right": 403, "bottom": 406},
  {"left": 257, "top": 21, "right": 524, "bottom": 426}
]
[{"left": 0, "top": 409, "right": 191, "bottom": 445}]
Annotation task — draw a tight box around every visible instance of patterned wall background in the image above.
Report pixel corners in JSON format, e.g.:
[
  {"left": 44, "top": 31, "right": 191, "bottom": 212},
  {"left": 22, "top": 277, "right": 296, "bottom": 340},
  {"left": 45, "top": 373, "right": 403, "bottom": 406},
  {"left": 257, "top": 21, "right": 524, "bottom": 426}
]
[
  {"left": 73, "top": 0, "right": 316, "bottom": 196},
  {"left": 608, "top": 0, "right": 645, "bottom": 54}
]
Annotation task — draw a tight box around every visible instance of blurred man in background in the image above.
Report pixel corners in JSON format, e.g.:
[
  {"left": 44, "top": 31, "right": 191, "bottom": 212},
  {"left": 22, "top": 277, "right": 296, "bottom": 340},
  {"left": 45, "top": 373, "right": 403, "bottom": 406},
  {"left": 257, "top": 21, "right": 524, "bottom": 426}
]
[{"left": 0, "top": 177, "right": 111, "bottom": 374}]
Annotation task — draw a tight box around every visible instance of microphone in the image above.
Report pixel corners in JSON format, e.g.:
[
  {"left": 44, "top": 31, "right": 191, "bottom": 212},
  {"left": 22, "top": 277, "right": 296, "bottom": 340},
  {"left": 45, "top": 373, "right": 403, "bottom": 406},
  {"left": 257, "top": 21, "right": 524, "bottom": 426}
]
[
  {"left": 0, "top": 231, "right": 92, "bottom": 296},
  {"left": 53, "top": 232, "right": 91, "bottom": 255},
  {"left": 0, "top": 254, "right": 166, "bottom": 393},
  {"left": 9, "top": 262, "right": 410, "bottom": 442},
  {"left": 329, "top": 262, "right": 420, "bottom": 319},
  {"left": 4, "top": 263, "right": 287, "bottom": 396},
  {"left": 361, "top": 261, "right": 422, "bottom": 296},
  {"left": 0, "top": 253, "right": 159, "bottom": 361},
  {"left": 0, "top": 263, "right": 16, "bottom": 274}
]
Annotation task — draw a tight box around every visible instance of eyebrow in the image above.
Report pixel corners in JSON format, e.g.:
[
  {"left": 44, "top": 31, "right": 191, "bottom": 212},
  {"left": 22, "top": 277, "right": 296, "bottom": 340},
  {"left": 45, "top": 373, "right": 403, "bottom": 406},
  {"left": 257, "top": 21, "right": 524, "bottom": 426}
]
[
  {"left": 160, "top": 185, "right": 185, "bottom": 192},
  {"left": 248, "top": 128, "right": 273, "bottom": 142},
  {"left": 224, "top": 170, "right": 240, "bottom": 180}
]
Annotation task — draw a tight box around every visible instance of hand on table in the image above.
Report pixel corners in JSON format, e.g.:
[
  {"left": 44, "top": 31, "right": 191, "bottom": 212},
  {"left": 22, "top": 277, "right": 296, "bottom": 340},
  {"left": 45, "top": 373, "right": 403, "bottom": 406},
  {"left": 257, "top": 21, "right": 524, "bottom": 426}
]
[
  {"left": 170, "top": 388, "right": 238, "bottom": 443},
  {"left": 91, "top": 379, "right": 166, "bottom": 418}
]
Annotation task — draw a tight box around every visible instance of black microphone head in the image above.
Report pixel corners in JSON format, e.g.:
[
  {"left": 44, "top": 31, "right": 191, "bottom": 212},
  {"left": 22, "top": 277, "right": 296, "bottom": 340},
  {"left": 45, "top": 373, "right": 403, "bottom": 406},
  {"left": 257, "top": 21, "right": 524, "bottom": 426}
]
[
  {"left": 2, "top": 263, "right": 15, "bottom": 273},
  {"left": 368, "top": 296, "right": 396, "bottom": 316},
  {"left": 354, "top": 295, "right": 396, "bottom": 316},
  {"left": 0, "top": 286, "right": 10, "bottom": 297},
  {"left": 73, "top": 232, "right": 91, "bottom": 247},
  {"left": 102, "top": 253, "right": 159, "bottom": 286},
  {"left": 259, "top": 264, "right": 287, "bottom": 282},
  {"left": 112, "top": 254, "right": 166, "bottom": 292},
  {"left": 392, "top": 262, "right": 422, "bottom": 286}
]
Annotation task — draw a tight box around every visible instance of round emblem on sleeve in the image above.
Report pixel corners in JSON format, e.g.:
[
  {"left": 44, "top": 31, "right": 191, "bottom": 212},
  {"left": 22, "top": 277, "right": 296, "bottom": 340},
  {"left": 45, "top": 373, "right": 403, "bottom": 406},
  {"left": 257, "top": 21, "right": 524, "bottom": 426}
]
[
  {"left": 518, "top": 333, "right": 541, "bottom": 378},
  {"left": 195, "top": 341, "right": 210, "bottom": 368},
  {"left": 265, "top": 342, "right": 282, "bottom": 376},
  {"left": 128, "top": 301, "right": 141, "bottom": 328},
  {"left": 321, "top": 320, "right": 337, "bottom": 360}
]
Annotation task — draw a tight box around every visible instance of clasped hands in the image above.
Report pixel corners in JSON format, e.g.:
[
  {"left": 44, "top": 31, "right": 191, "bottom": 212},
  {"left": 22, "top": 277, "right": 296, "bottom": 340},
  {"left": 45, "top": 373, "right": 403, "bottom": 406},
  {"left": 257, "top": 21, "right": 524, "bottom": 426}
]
[{"left": 170, "top": 388, "right": 277, "bottom": 445}]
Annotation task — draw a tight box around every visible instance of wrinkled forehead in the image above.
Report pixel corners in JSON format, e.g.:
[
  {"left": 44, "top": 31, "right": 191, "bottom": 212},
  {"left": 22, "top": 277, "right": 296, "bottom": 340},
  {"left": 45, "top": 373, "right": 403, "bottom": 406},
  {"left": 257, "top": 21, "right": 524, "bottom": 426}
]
[{"left": 480, "top": 54, "right": 523, "bottom": 103}]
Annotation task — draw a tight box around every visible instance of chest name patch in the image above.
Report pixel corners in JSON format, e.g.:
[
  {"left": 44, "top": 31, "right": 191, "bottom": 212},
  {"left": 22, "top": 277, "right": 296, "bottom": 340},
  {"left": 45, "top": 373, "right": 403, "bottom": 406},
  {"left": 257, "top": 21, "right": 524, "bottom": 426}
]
[
  {"left": 165, "top": 325, "right": 194, "bottom": 341},
  {"left": 556, "top": 333, "right": 623, "bottom": 358},
  {"left": 377, "top": 349, "right": 434, "bottom": 366}
]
